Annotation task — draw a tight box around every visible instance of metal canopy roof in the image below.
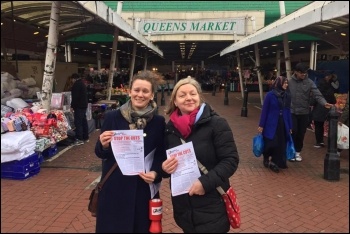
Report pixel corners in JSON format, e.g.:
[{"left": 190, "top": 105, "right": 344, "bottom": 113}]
[
  {"left": 1, "top": 1, "right": 163, "bottom": 57},
  {"left": 221, "top": 1, "right": 349, "bottom": 56},
  {"left": 1, "top": 1, "right": 348, "bottom": 67}
]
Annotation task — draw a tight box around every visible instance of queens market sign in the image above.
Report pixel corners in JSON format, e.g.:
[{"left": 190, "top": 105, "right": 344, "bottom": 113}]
[{"left": 138, "top": 18, "right": 245, "bottom": 35}]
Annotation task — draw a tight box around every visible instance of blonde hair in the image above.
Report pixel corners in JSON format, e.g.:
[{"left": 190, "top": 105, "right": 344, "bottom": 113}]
[
  {"left": 130, "top": 70, "right": 165, "bottom": 93},
  {"left": 165, "top": 76, "right": 204, "bottom": 115}
]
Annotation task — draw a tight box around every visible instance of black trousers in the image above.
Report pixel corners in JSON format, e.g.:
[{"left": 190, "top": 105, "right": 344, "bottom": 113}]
[
  {"left": 314, "top": 121, "right": 325, "bottom": 144},
  {"left": 291, "top": 114, "right": 309, "bottom": 153},
  {"left": 73, "top": 108, "right": 89, "bottom": 141}
]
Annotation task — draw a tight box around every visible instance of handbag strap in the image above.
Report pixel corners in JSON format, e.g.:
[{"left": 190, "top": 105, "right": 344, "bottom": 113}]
[
  {"left": 180, "top": 138, "right": 226, "bottom": 195},
  {"left": 98, "top": 163, "right": 118, "bottom": 190}
]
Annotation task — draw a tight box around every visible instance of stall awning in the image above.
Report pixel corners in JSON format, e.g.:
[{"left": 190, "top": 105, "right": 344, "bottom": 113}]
[{"left": 220, "top": 1, "right": 349, "bottom": 56}]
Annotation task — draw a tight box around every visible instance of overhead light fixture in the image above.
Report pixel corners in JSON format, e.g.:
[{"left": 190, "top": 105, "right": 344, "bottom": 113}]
[
  {"left": 33, "top": 31, "right": 39, "bottom": 35},
  {"left": 89, "top": 42, "right": 96, "bottom": 45},
  {"left": 341, "top": 33, "right": 346, "bottom": 36}
]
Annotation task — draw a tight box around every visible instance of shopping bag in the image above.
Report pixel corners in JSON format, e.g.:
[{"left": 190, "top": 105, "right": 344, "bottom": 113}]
[
  {"left": 337, "top": 124, "right": 349, "bottom": 149},
  {"left": 222, "top": 186, "right": 241, "bottom": 229},
  {"left": 286, "top": 134, "right": 296, "bottom": 160},
  {"left": 252, "top": 133, "right": 264, "bottom": 157}
]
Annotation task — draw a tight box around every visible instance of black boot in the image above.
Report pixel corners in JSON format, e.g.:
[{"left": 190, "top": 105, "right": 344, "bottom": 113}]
[
  {"left": 263, "top": 159, "right": 269, "bottom": 168},
  {"left": 269, "top": 162, "right": 280, "bottom": 173}
]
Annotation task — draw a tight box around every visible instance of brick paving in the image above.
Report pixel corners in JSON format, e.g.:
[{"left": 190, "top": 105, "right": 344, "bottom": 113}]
[{"left": 1, "top": 90, "right": 349, "bottom": 233}]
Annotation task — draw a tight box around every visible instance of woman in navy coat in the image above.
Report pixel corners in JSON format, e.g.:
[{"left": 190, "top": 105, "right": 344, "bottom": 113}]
[
  {"left": 258, "top": 76, "right": 292, "bottom": 173},
  {"left": 94, "top": 71, "right": 166, "bottom": 233}
]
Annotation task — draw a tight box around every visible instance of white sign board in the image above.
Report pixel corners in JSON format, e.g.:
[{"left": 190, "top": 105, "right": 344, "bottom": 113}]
[{"left": 139, "top": 18, "right": 246, "bottom": 35}]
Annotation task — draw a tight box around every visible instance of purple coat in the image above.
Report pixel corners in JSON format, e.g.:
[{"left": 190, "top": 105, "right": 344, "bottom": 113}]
[{"left": 259, "top": 91, "right": 292, "bottom": 139}]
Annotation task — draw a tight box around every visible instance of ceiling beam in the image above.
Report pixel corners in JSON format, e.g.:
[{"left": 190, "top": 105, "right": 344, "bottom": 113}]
[
  {"left": 77, "top": 1, "right": 163, "bottom": 57},
  {"left": 59, "top": 16, "right": 95, "bottom": 31}
]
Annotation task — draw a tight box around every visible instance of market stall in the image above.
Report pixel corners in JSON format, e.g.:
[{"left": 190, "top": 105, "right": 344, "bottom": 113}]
[{"left": 1, "top": 72, "right": 74, "bottom": 179}]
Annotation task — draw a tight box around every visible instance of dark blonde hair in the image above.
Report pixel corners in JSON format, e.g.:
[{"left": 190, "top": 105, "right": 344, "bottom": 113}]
[
  {"left": 130, "top": 70, "right": 165, "bottom": 93},
  {"left": 165, "top": 76, "right": 204, "bottom": 115}
]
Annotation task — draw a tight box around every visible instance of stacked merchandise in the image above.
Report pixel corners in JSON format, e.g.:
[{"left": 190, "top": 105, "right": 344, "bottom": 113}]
[
  {"left": 309, "top": 93, "right": 348, "bottom": 137},
  {"left": 1, "top": 130, "right": 39, "bottom": 180},
  {"left": 1, "top": 72, "right": 40, "bottom": 105},
  {"left": 335, "top": 93, "right": 348, "bottom": 113},
  {"left": 1, "top": 98, "right": 73, "bottom": 179}
]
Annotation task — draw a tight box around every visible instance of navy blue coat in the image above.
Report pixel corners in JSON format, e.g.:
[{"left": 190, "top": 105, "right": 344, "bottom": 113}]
[
  {"left": 259, "top": 91, "right": 292, "bottom": 139},
  {"left": 94, "top": 109, "right": 166, "bottom": 233}
]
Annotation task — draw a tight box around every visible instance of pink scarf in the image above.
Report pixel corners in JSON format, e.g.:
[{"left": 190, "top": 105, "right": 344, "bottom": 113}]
[{"left": 170, "top": 108, "right": 199, "bottom": 139}]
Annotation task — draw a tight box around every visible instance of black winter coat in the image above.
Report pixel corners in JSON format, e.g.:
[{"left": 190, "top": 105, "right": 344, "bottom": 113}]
[
  {"left": 71, "top": 78, "right": 88, "bottom": 109},
  {"left": 312, "top": 78, "right": 336, "bottom": 122},
  {"left": 164, "top": 103, "right": 239, "bottom": 233},
  {"left": 94, "top": 110, "right": 166, "bottom": 233}
]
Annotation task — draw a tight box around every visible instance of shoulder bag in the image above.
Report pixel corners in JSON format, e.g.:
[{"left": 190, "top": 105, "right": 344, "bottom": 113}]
[
  {"left": 88, "top": 163, "right": 118, "bottom": 217},
  {"left": 180, "top": 138, "right": 241, "bottom": 229}
]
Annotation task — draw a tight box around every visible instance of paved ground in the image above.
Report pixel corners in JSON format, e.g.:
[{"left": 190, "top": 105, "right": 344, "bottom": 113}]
[{"left": 1, "top": 90, "right": 349, "bottom": 233}]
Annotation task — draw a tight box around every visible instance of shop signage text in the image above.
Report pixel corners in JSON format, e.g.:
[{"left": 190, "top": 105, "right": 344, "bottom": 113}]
[{"left": 138, "top": 18, "right": 245, "bottom": 35}]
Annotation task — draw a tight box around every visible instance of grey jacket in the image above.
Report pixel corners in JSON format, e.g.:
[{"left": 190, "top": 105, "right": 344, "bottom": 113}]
[{"left": 288, "top": 74, "right": 327, "bottom": 115}]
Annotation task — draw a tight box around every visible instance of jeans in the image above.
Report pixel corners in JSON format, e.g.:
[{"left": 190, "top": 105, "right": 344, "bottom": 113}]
[
  {"left": 73, "top": 108, "right": 88, "bottom": 141},
  {"left": 291, "top": 114, "right": 309, "bottom": 152}
]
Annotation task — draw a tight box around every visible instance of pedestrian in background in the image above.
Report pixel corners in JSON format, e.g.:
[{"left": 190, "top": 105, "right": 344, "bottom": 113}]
[
  {"left": 94, "top": 71, "right": 166, "bottom": 233},
  {"left": 70, "top": 73, "right": 89, "bottom": 145},
  {"left": 287, "top": 63, "right": 333, "bottom": 162},
  {"left": 312, "top": 72, "right": 337, "bottom": 148},
  {"left": 258, "top": 76, "right": 292, "bottom": 173},
  {"left": 338, "top": 92, "right": 349, "bottom": 156},
  {"left": 161, "top": 76, "right": 239, "bottom": 233},
  {"left": 338, "top": 92, "right": 349, "bottom": 127}
]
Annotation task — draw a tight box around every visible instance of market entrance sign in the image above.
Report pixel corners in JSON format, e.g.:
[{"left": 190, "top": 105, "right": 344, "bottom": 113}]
[{"left": 139, "top": 18, "right": 245, "bottom": 35}]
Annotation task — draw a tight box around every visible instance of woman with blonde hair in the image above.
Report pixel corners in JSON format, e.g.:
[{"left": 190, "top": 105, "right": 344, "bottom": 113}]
[{"left": 162, "top": 76, "right": 239, "bottom": 233}]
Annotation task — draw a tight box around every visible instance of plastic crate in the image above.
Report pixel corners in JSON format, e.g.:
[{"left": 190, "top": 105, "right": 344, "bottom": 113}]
[
  {"left": 1, "top": 166, "right": 40, "bottom": 180},
  {"left": 42, "top": 144, "right": 58, "bottom": 158},
  {"left": 38, "top": 152, "right": 44, "bottom": 164},
  {"left": 1, "top": 153, "right": 40, "bottom": 174},
  {"left": 1, "top": 153, "right": 41, "bottom": 180}
]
